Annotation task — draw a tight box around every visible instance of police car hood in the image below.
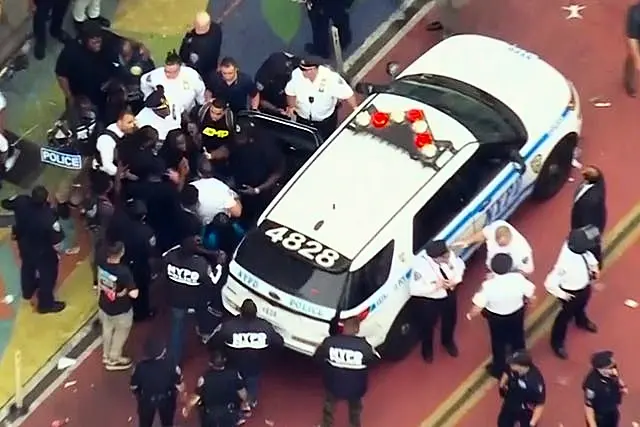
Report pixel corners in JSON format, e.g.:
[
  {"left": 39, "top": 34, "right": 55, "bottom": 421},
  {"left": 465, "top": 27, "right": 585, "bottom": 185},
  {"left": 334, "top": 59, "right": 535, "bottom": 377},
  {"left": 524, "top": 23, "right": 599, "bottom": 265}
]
[{"left": 399, "top": 34, "right": 571, "bottom": 137}]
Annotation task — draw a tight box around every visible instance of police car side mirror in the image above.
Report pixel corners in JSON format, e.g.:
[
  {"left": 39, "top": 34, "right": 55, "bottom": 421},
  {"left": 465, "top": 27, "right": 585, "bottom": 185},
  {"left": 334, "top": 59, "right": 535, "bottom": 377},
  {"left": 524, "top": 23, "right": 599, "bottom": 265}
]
[
  {"left": 509, "top": 151, "right": 526, "bottom": 175},
  {"left": 386, "top": 61, "right": 400, "bottom": 79},
  {"left": 355, "top": 82, "right": 375, "bottom": 96}
]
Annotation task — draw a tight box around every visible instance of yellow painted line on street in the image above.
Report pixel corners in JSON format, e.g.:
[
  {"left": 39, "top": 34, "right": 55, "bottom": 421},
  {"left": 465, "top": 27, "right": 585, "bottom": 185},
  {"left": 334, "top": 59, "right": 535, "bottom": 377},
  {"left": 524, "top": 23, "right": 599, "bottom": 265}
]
[{"left": 421, "top": 202, "right": 640, "bottom": 427}]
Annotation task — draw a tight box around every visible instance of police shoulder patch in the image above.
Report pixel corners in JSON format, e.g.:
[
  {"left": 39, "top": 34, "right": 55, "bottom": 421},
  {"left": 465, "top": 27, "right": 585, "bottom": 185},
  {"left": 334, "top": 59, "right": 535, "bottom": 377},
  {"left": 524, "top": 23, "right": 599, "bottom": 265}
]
[
  {"left": 255, "top": 81, "right": 264, "bottom": 91},
  {"left": 521, "top": 256, "right": 530, "bottom": 264},
  {"left": 145, "top": 74, "right": 152, "bottom": 83},
  {"left": 237, "top": 372, "right": 243, "bottom": 380},
  {"left": 197, "top": 376, "right": 204, "bottom": 387},
  {"left": 585, "top": 388, "right": 595, "bottom": 399},
  {"left": 52, "top": 221, "right": 61, "bottom": 232},
  {"left": 149, "top": 236, "right": 156, "bottom": 247},
  {"left": 175, "top": 366, "right": 182, "bottom": 375}
]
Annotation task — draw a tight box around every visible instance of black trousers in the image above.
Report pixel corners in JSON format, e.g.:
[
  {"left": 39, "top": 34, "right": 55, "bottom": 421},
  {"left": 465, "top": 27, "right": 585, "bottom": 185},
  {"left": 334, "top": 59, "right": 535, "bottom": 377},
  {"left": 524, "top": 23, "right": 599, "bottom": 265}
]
[
  {"left": 137, "top": 395, "right": 176, "bottom": 427},
  {"left": 33, "top": 0, "right": 71, "bottom": 44},
  {"left": 412, "top": 292, "right": 457, "bottom": 358},
  {"left": 497, "top": 403, "right": 532, "bottom": 427},
  {"left": 321, "top": 392, "right": 362, "bottom": 427},
  {"left": 588, "top": 409, "right": 619, "bottom": 427},
  {"left": 592, "top": 238, "right": 603, "bottom": 266},
  {"left": 307, "top": 0, "right": 352, "bottom": 56},
  {"left": 484, "top": 308, "right": 526, "bottom": 375},
  {"left": 19, "top": 246, "right": 59, "bottom": 309},
  {"left": 200, "top": 406, "right": 237, "bottom": 427},
  {"left": 131, "top": 265, "right": 152, "bottom": 318},
  {"left": 296, "top": 110, "right": 338, "bottom": 141},
  {"left": 550, "top": 285, "right": 592, "bottom": 348}
]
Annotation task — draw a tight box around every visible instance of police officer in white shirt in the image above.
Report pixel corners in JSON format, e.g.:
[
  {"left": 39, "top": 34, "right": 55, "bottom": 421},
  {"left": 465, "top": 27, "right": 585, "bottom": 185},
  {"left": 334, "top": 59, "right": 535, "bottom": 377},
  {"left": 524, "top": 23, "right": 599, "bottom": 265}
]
[
  {"left": 284, "top": 57, "right": 357, "bottom": 140},
  {"left": 546, "top": 229, "right": 599, "bottom": 360},
  {"left": 456, "top": 219, "right": 534, "bottom": 275},
  {"left": 135, "top": 86, "right": 181, "bottom": 143},
  {"left": 0, "top": 92, "right": 9, "bottom": 188},
  {"left": 410, "top": 240, "right": 465, "bottom": 363},
  {"left": 466, "top": 253, "right": 536, "bottom": 378},
  {"left": 140, "top": 50, "right": 206, "bottom": 116},
  {"left": 93, "top": 108, "right": 137, "bottom": 177}
]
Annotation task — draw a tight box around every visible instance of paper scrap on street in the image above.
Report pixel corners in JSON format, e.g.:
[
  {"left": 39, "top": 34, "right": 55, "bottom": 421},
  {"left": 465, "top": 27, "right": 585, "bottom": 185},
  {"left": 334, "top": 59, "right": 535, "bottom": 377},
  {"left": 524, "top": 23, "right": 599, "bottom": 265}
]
[
  {"left": 57, "top": 357, "right": 76, "bottom": 370},
  {"left": 571, "top": 159, "right": 583, "bottom": 169},
  {"left": 63, "top": 380, "right": 77, "bottom": 389},
  {"left": 624, "top": 299, "right": 638, "bottom": 308},
  {"left": 1, "top": 295, "right": 14, "bottom": 304},
  {"left": 265, "top": 420, "right": 275, "bottom": 426}
]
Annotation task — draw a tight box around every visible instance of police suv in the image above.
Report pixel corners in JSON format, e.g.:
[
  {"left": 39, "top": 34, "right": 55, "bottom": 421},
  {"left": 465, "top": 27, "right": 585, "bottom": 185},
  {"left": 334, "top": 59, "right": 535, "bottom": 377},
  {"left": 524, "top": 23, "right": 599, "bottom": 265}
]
[{"left": 222, "top": 35, "right": 582, "bottom": 360}]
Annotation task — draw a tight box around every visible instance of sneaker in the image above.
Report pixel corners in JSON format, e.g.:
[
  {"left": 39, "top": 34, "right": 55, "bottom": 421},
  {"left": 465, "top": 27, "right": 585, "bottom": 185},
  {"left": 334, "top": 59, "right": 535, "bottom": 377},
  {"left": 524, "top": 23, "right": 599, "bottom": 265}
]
[
  {"left": 105, "top": 360, "right": 132, "bottom": 371},
  {"left": 113, "top": 356, "right": 132, "bottom": 364}
]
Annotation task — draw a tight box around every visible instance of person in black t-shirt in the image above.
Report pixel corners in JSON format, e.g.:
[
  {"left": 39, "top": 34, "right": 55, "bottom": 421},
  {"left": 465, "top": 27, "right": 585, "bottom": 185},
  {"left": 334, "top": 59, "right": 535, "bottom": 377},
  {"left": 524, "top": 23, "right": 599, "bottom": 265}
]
[
  {"left": 55, "top": 22, "right": 122, "bottom": 118},
  {"left": 197, "top": 99, "right": 233, "bottom": 177},
  {"left": 228, "top": 121, "right": 284, "bottom": 226},
  {"left": 205, "top": 57, "right": 259, "bottom": 114},
  {"left": 98, "top": 241, "right": 139, "bottom": 371},
  {"left": 255, "top": 51, "right": 300, "bottom": 115},
  {"left": 179, "top": 11, "right": 222, "bottom": 78},
  {"left": 159, "top": 129, "right": 190, "bottom": 187}
]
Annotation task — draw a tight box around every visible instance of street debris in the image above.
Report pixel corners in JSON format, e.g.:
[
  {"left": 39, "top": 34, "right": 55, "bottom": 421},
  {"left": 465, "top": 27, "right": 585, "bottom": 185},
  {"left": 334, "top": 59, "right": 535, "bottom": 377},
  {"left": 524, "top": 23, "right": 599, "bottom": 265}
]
[
  {"left": 51, "top": 418, "right": 70, "bottom": 426},
  {"left": 624, "top": 299, "right": 638, "bottom": 308},
  {"left": 1, "top": 295, "right": 14, "bottom": 304},
  {"left": 265, "top": 420, "right": 275, "bottom": 426},
  {"left": 589, "top": 97, "right": 612, "bottom": 108},
  {"left": 556, "top": 376, "right": 570, "bottom": 386},
  {"left": 57, "top": 357, "right": 76, "bottom": 370},
  {"left": 571, "top": 158, "right": 583, "bottom": 169},
  {"left": 127, "top": 416, "right": 133, "bottom": 422},
  {"left": 562, "top": 4, "right": 586, "bottom": 19},
  {"left": 63, "top": 380, "right": 77, "bottom": 389}
]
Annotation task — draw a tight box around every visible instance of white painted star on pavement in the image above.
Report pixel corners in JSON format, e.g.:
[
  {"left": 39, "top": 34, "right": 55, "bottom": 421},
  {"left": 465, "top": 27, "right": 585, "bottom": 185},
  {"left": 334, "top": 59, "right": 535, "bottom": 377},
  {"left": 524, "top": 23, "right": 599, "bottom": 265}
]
[{"left": 562, "top": 4, "right": 586, "bottom": 19}]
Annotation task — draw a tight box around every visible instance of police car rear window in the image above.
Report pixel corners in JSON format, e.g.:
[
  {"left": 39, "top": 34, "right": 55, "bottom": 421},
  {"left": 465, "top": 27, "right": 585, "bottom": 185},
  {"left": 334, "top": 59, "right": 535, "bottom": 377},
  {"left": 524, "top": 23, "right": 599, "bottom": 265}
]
[{"left": 235, "top": 226, "right": 349, "bottom": 308}]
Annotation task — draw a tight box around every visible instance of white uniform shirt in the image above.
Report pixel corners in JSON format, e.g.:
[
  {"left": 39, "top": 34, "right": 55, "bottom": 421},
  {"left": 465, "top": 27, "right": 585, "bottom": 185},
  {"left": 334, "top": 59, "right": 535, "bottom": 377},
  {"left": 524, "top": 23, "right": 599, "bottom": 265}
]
[
  {"left": 284, "top": 66, "right": 353, "bottom": 121},
  {"left": 0, "top": 92, "right": 7, "bottom": 152},
  {"left": 483, "top": 220, "right": 534, "bottom": 274},
  {"left": 140, "top": 66, "right": 205, "bottom": 114},
  {"left": 190, "top": 178, "right": 238, "bottom": 224},
  {"left": 409, "top": 251, "right": 465, "bottom": 299},
  {"left": 544, "top": 243, "right": 598, "bottom": 297},
  {"left": 92, "top": 123, "right": 124, "bottom": 176},
  {"left": 135, "top": 107, "right": 181, "bottom": 141},
  {"left": 472, "top": 273, "right": 535, "bottom": 315}
]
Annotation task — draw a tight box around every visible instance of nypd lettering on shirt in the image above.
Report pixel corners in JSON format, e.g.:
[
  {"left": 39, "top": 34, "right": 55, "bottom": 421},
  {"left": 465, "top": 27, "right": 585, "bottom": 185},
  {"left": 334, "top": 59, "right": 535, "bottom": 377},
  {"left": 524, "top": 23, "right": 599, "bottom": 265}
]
[
  {"left": 230, "top": 332, "right": 268, "bottom": 349},
  {"left": 167, "top": 264, "right": 200, "bottom": 286},
  {"left": 328, "top": 347, "right": 366, "bottom": 369},
  {"left": 40, "top": 147, "right": 83, "bottom": 170}
]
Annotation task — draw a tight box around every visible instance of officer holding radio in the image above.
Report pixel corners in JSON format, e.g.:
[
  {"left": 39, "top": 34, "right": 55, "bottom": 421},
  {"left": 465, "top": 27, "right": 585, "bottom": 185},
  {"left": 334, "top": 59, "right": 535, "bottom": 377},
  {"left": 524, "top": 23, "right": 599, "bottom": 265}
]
[
  {"left": 196, "top": 98, "right": 234, "bottom": 174},
  {"left": 212, "top": 299, "right": 283, "bottom": 410},
  {"left": 497, "top": 351, "right": 546, "bottom": 427},
  {"left": 162, "top": 235, "right": 226, "bottom": 362},
  {"left": 314, "top": 316, "right": 379, "bottom": 427},
  {"left": 545, "top": 228, "right": 599, "bottom": 360}
]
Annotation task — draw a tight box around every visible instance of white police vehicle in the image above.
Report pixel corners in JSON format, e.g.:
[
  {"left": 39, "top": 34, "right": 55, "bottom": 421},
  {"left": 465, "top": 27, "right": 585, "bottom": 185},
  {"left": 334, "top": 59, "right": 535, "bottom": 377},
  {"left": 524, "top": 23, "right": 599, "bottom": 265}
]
[{"left": 222, "top": 35, "right": 582, "bottom": 360}]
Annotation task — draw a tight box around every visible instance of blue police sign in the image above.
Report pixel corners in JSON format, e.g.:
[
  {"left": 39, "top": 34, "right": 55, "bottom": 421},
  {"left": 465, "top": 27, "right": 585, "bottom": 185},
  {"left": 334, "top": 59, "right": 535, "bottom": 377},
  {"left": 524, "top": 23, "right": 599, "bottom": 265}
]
[{"left": 40, "top": 147, "right": 83, "bottom": 170}]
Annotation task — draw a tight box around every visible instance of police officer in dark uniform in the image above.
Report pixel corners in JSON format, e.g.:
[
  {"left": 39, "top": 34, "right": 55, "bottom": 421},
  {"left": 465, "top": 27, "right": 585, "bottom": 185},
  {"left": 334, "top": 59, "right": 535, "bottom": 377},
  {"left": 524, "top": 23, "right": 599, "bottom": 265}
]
[
  {"left": 583, "top": 350, "right": 627, "bottom": 427},
  {"left": 196, "top": 99, "right": 233, "bottom": 176},
  {"left": 255, "top": 51, "right": 300, "bottom": 115},
  {"left": 314, "top": 317, "right": 379, "bottom": 427},
  {"left": 162, "top": 235, "right": 226, "bottom": 362},
  {"left": 131, "top": 338, "right": 184, "bottom": 427},
  {"left": 305, "top": 0, "right": 354, "bottom": 58},
  {"left": 85, "top": 171, "right": 116, "bottom": 289},
  {"left": 115, "top": 39, "right": 156, "bottom": 114},
  {"left": 213, "top": 299, "right": 283, "bottom": 408},
  {"left": 119, "top": 199, "right": 157, "bottom": 322},
  {"left": 182, "top": 349, "right": 249, "bottom": 427},
  {"left": 2, "top": 186, "right": 66, "bottom": 313},
  {"left": 497, "top": 351, "right": 546, "bottom": 427}
]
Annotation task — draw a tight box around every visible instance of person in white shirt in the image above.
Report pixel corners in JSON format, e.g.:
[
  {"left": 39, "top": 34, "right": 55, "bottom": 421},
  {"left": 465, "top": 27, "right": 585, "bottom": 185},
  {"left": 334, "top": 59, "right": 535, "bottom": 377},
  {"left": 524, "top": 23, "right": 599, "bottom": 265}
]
[
  {"left": 189, "top": 160, "right": 242, "bottom": 225},
  {"left": 140, "top": 50, "right": 206, "bottom": 116},
  {"left": 466, "top": 253, "right": 535, "bottom": 378},
  {"left": 546, "top": 229, "right": 599, "bottom": 360},
  {"left": 92, "top": 108, "right": 137, "bottom": 177},
  {"left": 285, "top": 57, "right": 357, "bottom": 140},
  {"left": 135, "top": 86, "right": 181, "bottom": 143},
  {"left": 455, "top": 219, "right": 534, "bottom": 275},
  {"left": 0, "top": 92, "right": 8, "bottom": 188},
  {"left": 409, "top": 239, "right": 465, "bottom": 363}
]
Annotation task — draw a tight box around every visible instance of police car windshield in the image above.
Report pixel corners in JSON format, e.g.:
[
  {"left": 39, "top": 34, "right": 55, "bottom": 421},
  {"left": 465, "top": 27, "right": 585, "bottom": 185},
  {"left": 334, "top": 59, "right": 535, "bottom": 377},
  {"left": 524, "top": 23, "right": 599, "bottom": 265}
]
[{"left": 234, "top": 230, "right": 349, "bottom": 308}]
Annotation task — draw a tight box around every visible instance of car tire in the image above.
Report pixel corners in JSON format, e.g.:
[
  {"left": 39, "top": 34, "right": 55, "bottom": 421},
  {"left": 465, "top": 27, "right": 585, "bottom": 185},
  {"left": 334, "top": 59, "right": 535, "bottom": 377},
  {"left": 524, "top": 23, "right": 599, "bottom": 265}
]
[
  {"left": 377, "top": 304, "right": 418, "bottom": 361},
  {"left": 531, "top": 134, "right": 577, "bottom": 201}
]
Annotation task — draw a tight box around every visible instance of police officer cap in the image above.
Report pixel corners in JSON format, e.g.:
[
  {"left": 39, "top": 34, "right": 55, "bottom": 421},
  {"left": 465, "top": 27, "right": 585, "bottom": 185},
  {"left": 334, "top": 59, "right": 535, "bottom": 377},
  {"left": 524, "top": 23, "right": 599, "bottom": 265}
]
[
  {"left": 506, "top": 350, "right": 533, "bottom": 367},
  {"left": 126, "top": 198, "right": 147, "bottom": 218},
  {"left": 81, "top": 21, "right": 102, "bottom": 39},
  {"left": 425, "top": 240, "right": 448, "bottom": 258},
  {"left": 144, "top": 338, "right": 166, "bottom": 358},
  {"left": 144, "top": 86, "right": 168, "bottom": 109},
  {"left": 590, "top": 350, "right": 614, "bottom": 369},
  {"left": 490, "top": 253, "right": 513, "bottom": 275},
  {"left": 567, "top": 228, "right": 590, "bottom": 254},
  {"left": 299, "top": 56, "right": 322, "bottom": 69}
]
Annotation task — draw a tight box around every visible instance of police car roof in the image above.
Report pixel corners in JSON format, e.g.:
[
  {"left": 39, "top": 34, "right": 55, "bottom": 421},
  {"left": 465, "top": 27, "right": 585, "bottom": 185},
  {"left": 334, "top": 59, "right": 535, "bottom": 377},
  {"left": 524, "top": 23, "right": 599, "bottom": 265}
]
[{"left": 263, "top": 93, "right": 477, "bottom": 260}]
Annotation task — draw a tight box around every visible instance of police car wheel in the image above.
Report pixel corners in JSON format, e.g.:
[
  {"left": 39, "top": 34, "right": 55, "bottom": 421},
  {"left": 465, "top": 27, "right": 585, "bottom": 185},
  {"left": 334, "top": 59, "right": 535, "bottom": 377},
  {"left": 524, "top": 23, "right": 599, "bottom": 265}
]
[
  {"left": 531, "top": 134, "right": 577, "bottom": 201},
  {"left": 377, "top": 305, "right": 418, "bottom": 361}
]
